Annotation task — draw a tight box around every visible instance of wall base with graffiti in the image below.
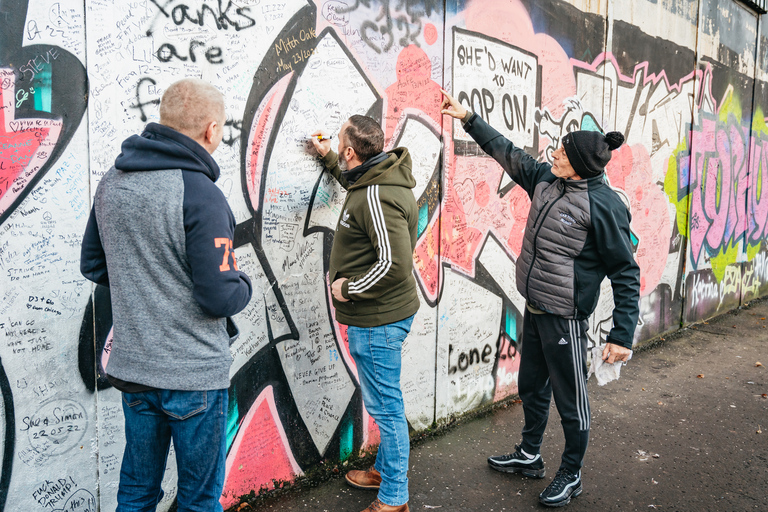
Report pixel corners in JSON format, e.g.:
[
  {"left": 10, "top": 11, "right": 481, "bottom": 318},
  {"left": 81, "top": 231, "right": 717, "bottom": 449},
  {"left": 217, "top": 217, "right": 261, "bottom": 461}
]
[{"left": 1, "top": 0, "right": 766, "bottom": 509}]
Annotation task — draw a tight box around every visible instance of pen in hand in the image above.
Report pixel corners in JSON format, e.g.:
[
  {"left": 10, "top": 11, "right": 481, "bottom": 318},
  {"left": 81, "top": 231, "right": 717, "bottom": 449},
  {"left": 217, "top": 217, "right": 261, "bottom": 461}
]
[{"left": 309, "top": 131, "right": 332, "bottom": 157}]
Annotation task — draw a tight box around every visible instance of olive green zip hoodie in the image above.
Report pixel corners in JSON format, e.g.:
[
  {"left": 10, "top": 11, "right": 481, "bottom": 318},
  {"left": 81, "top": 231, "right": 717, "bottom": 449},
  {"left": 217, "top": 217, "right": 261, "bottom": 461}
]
[{"left": 321, "top": 147, "right": 420, "bottom": 327}]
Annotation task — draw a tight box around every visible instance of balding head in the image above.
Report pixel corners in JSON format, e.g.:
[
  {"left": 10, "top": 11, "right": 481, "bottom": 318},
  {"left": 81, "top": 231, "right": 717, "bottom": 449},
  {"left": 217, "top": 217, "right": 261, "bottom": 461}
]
[{"left": 159, "top": 78, "right": 225, "bottom": 152}]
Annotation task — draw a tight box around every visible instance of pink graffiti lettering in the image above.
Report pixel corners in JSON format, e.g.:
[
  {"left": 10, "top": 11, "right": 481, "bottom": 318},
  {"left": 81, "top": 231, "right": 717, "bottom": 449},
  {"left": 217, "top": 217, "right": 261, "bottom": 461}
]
[{"left": 683, "top": 116, "right": 750, "bottom": 267}]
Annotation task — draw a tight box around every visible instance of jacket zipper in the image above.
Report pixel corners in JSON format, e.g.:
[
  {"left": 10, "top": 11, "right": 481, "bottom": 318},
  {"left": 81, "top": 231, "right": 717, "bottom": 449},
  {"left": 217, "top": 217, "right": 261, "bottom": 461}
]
[
  {"left": 524, "top": 182, "right": 567, "bottom": 300},
  {"left": 573, "top": 272, "right": 580, "bottom": 318}
]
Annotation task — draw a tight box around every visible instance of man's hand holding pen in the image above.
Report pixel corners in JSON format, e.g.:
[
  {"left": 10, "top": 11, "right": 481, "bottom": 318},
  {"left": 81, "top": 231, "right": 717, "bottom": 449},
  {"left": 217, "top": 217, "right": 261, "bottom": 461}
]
[{"left": 310, "top": 131, "right": 332, "bottom": 157}]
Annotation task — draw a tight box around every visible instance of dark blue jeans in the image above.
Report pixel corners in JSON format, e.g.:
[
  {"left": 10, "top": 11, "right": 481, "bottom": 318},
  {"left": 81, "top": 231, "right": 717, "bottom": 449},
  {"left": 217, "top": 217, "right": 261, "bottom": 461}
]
[{"left": 117, "top": 389, "right": 228, "bottom": 512}]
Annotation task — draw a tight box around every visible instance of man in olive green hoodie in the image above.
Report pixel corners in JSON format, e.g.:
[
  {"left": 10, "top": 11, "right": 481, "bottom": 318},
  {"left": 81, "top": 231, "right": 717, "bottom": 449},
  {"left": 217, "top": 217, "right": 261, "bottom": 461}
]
[{"left": 311, "top": 115, "right": 419, "bottom": 512}]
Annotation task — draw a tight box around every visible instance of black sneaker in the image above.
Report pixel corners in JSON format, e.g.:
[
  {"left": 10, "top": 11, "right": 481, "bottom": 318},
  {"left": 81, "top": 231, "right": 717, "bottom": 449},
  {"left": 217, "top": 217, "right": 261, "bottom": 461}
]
[
  {"left": 538, "top": 468, "right": 582, "bottom": 507},
  {"left": 487, "top": 444, "right": 546, "bottom": 478}
]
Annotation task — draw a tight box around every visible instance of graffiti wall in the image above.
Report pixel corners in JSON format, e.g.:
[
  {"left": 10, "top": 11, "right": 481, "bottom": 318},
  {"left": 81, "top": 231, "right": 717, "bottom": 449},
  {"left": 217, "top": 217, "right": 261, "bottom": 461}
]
[{"left": 0, "top": 0, "right": 766, "bottom": 509}]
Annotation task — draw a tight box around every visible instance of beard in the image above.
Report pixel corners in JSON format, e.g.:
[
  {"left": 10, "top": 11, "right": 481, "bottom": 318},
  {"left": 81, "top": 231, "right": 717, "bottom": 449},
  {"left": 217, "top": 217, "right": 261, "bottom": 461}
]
[{"left": 338, "top": 155, "right": 348, "bottom": 171}]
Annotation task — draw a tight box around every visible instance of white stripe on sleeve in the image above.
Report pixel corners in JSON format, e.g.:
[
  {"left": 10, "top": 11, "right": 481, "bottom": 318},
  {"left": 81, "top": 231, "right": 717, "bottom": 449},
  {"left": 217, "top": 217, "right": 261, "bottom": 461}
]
[{"left": 348, "top": 185, "right": 393, "bottom": 294}]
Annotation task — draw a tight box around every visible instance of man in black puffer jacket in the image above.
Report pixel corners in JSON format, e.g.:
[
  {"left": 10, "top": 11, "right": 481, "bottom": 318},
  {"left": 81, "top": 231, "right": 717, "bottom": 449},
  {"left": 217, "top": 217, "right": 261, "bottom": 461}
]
[{"left": 441, "top": 90, "right": 640, "bottom": 508}]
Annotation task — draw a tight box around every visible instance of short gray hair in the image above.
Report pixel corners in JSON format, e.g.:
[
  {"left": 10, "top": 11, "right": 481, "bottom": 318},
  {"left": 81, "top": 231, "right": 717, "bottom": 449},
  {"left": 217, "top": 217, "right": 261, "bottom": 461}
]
[{"left": 159, "top": 78, "right": 225, "bottom": 138}]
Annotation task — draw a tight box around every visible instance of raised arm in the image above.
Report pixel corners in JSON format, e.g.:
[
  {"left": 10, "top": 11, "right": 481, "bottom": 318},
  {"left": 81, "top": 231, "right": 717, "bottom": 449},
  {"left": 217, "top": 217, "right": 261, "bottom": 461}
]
[
  {"left": 311, "top": 131, "right": 351, "bottom": 190},
  {"left": 441, "top": 89, "right": 553, "bottom": 198}
]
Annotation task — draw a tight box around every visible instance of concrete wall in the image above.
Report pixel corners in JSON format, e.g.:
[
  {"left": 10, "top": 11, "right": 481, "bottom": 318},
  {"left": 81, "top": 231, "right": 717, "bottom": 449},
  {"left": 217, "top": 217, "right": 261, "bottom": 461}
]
[{"left": 0, "top": 0, "right": 764, "bottom": 509}]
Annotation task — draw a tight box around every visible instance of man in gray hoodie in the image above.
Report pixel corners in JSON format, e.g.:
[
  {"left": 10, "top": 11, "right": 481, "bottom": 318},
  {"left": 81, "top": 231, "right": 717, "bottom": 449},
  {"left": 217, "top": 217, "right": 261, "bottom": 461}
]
[{"left": 81, "top": 78, "right": 252, "bottom": 512}]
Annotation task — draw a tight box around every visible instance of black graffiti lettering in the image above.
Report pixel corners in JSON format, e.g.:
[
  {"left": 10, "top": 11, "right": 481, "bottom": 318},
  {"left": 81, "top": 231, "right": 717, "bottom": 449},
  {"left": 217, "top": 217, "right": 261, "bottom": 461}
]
[
  {"left": 394, "top": 15, "right": 411, "bottom": 48},
  {"left": 221, "top": 118, "right": 242, "bottom": 146},
  {"left": 212, "top": 1, "right": 254, "bottom": 30},
  {"left": 470, "top": 89, "right": 482, "bottom": 119},
  {"left": 171, "top": 3, "right": 201, "bottom": 25},
  {"left": 482, "top": 343, "right": 493, "bottom": 363},
  {"left": 514, "top": 95, "right": 527, "bottom": 132},
  {"left": 408, "top": 16, "right": 422, "bottom": 46},
  {"left": 150, "top": 0, "right": 256, "bottom": 33},
  {"left": 458, "top": 351, "right": 469, "bottom": 371},
  {"left": 46, "top": 25, "right": 65, "bottom": 38},
  {"left": 499, "top": 57, "right": 533, "bottom": 79},
  {"left": 360, "top": 11, "right": 420, "bottom": 53},
  {"left": 482, "top": 88, "right": 494, "bottom": 118},
  {"left": 457, "top": 91, "right": 471, "bottom": 117},
  {"left": 456, "top": 44, "right": 485, "bottom": 67},
  {"left": 361, "top": 20, "right": 384, "bottom": 54},
  {"left": 378, "top": 15, "right": 394, "bottom": 52},
  {"left": 234, "top": 6, "right": 256, "bottom": 30},
  {"left": 188, "top": 39, "right": 205, "bottom": 62},
  {"left": 457, "top": 88, "right": 495, "bottom": 123},
  {"left": 499, "top": 337, "right": 517, "bottom": 360},
  {"left": 26, "top": 20, "right": 41, "bottom": 40},
  {"left": 448, "top": 343, "right": 494, "bottom": 374},
  {"left": 156, "top": 40, "right": 224, "bottom": 65},
  {"left": 502, "top": 94, "right": 513, "bottom": 131},
  {"left": 129, "top": 77, "right": 160, "bottom": 122},
  {"left": 157, "top": 42, "right": 186, "bottom": 62},
  {"left": 205, "top": 46, "right": 223, "bottom": 64},
  {"left": 502, "top": 93, "right": 527, "bottom": 133},
  {"left": 149, "top": 0, "right": 171, "bottom": 18},
  {"left": 340, "top": 0, "right": 437, "bottom": 52}
]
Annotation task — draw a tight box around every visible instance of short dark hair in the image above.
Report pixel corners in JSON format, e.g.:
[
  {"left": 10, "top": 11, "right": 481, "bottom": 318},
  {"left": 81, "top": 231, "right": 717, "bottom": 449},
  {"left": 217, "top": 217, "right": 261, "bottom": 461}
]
[{"left": 344, "top": 115, "right": 384, "bottom": 162}]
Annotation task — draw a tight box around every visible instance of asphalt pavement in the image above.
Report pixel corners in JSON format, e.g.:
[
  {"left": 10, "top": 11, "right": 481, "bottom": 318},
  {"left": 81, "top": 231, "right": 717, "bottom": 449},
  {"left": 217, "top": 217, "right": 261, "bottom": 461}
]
[{"left": 237, "top": 299, "right": 768, "bottom": 512}]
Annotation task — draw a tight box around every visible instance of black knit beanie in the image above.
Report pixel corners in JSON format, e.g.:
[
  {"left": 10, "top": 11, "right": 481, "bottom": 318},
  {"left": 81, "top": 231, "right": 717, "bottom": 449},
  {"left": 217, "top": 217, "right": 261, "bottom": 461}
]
[{"left": 562, "top": 130, "right": 625, "bottom": 178}]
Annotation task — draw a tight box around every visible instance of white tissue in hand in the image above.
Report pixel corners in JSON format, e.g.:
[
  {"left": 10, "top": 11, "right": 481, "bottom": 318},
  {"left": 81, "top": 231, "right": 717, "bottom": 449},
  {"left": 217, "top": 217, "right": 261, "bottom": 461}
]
[{"left": 587, "top": 345, "right": 632, "bottom": 386}]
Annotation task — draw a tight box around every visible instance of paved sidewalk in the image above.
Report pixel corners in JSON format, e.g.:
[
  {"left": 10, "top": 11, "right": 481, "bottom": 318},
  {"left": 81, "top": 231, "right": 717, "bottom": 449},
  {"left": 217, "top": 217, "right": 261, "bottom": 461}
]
[{"left": 244, "top": 301, "right": 768, "bottom": 512}]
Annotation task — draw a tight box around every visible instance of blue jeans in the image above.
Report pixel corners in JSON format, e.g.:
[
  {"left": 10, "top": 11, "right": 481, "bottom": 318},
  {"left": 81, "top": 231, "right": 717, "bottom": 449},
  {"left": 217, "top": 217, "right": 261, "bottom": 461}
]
[
  {"left": 347, "top": 314, "right": 414, "bottom": 507},
  {"left": 117, "top": 389, "right": 228, "bottom": 512}
]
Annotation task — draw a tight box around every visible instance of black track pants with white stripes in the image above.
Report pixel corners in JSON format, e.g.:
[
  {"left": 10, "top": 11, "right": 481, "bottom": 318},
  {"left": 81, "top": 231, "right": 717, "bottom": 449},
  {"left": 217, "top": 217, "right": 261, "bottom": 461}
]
[{"left": 518, "top": 309, "right": 590, "bottom": 474}]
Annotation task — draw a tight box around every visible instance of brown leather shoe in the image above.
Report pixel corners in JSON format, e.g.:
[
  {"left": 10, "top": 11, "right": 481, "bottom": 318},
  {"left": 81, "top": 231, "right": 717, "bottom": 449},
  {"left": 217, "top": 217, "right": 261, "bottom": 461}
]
[
  {"left": 360, "top": 498, "right": 409, "bottom": 512},
  {"left": 345, "top": 466, "right": 382, "bottom": 490}
]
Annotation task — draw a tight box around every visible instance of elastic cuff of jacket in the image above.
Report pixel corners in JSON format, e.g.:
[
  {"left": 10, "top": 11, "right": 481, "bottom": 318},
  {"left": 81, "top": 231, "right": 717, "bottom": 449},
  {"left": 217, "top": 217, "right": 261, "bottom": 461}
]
[
  {"left": 462, "top": 111, "right": 477, "bottom": 128},
  {"left": 341, "top": 280, "right": 351, "bottom": 300},
  {"left": 321, "top": 150, "right": 338, "bottom": 168},
  {"left": 606, "top": 337, "right": 632, "bottom": 350}
]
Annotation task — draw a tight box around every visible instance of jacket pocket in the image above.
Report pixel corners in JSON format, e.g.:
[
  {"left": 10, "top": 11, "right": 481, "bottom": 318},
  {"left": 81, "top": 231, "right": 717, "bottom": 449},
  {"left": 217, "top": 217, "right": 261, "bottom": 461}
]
[
  {"left": 329, "top": 265, "right": 338, "bottom": 284},
  {"left": 122, "top": 392, "right": 146, "bottom": 408},
  {"left": 383, "top": 315, "right": 414, "bottom": 349},
  {"left": 161, "top": 390, "right": 208, "bottom": 420},
  {"left": 334, "top": 299, "right": 357, "bottom": 316}
]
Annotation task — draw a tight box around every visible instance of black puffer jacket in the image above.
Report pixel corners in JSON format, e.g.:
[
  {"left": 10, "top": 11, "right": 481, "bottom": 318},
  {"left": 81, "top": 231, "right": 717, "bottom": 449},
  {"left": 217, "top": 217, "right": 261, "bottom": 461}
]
[{"left": 463, "top": 113, "right": 640, "bottom": 349}]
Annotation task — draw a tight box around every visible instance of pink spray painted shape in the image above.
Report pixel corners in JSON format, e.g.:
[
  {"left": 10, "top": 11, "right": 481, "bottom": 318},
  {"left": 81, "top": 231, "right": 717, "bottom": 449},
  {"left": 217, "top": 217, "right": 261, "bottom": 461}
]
[
  {"left": 0, "top": 69, "right": 62, "bottom": 219},
  {"left": 220, "top": 385, "right": 303, "bottom": 509}
]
